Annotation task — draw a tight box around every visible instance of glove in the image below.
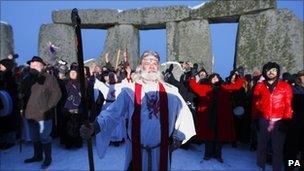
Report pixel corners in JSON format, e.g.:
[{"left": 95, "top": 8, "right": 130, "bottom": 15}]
[{"left": 80, "top": 123, "right": 94, "bottom": 139}]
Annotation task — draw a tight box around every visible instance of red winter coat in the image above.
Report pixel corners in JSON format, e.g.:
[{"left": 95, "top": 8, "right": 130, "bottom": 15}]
[
  {"left": 252, "top": 80, "right": 293, "bottom": 120},
  {"left": 189, "top": 77, "right": 245, "bottom": 142}
]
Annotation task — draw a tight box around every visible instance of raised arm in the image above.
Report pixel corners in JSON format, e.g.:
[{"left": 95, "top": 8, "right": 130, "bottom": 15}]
[
  {"left": 221, "top": 77, "right": 245, "bottom": 92},
  {"left": 188, "top": 77, "right": 212, "bottom": 97}
]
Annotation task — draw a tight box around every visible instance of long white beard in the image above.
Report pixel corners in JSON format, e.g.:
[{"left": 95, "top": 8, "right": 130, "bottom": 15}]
[{"left": 134, "top": 67, "right": 163, "bottom": 83}]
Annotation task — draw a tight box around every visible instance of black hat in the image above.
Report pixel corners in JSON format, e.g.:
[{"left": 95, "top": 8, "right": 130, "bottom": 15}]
[
  {"left": 262, "top": 62, "right": 280, "bottom": 79},
  {"left": 69, "top": 64, "right": 78, "bottom": 72},
  {"left": 0, "top": 58, "right": 14, "bottom": 71},
  {"left": 27, "top": 56, "right": 46, "bottom": 66}
]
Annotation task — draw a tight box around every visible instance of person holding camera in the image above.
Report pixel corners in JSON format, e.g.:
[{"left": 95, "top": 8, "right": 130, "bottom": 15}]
[{"left": 189, "top": 71, "right": 245, "bottom": 163}]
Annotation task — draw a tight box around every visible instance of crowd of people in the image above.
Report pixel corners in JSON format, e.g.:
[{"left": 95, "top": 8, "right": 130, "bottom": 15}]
[{"left": 0, "top": 51, "right": 303, "bottom": 170}]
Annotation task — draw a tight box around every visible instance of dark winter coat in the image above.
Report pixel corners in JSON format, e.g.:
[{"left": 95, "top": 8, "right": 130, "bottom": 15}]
[
  {"left": 21, "top": 71, "right": 61, "bottom": 121},
  {"left": 64, "top": 80, "right": 82, "bottom": 111},
  {"left": 189, "top": 77, "right": 245, "bottom": 142},
  {"left": 292, "top": 84, "right": 304, "bottom": 126},
  {"left": 0, "top": 70, "right": 19, "bottom": 133}
]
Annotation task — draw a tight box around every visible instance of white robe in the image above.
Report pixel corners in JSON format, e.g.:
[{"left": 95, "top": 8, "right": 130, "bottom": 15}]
[
  {"left": 95, "top": 81, "right": 196, "bottom": 170},
  {"left": 93, "top": 79, "right": 126, "bottom": 142}
]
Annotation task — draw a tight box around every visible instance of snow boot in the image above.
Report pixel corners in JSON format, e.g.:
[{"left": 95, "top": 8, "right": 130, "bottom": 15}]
[
  {"left": 24, "top": 141, "right": 43, "bottom": 163},
  {"left": 41, "top": 143, "right": 52, "bottom": 169}
]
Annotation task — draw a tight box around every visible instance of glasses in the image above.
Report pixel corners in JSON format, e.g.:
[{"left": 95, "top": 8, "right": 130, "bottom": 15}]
[{"left": 267, "top": 68, "right": 278, "bottom": 72}]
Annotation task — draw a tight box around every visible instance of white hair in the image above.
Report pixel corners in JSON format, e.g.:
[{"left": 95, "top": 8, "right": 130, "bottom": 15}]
[{"left": 133, "top": 65, "right": 164, "bottom": 83}]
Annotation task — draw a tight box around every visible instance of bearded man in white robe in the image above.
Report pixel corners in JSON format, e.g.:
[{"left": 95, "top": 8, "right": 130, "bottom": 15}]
[{"left": 80, "top": 50, "right": 196, "bottom": 171}]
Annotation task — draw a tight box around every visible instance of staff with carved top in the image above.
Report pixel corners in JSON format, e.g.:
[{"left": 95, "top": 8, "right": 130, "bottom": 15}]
[{"left": 71, "top": 8, "right": 94, "bottom": 171}]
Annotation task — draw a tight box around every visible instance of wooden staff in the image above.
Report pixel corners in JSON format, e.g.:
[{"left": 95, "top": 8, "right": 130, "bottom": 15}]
[
  {"left": 71, "top": 8, "right": 94, "bottom": 171},
  {"left": 115, "top": 49, "right": 121, "bottom": 70}
]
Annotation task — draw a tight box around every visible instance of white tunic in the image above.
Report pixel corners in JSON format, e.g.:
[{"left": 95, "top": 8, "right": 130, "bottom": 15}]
[{"left": 95, "top": 81, "right": 196, "bottom": 170}]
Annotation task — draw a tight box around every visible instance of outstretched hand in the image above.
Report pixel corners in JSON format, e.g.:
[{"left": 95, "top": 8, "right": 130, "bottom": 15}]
[{"left": 80, "top": 124, "right": 94, "bottom": 139}]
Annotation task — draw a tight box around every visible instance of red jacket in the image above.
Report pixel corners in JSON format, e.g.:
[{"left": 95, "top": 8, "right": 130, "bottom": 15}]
[
  {"left": 252, "top": 80, "right": 293, "bottom": 120},
  {"left": 189, "top": 77, "right": 245, "bottom": 142}
]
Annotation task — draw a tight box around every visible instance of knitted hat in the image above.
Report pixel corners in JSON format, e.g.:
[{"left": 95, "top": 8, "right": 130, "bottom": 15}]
[{"left": 70, "top": 64, "right": 78, "bottom": 72}]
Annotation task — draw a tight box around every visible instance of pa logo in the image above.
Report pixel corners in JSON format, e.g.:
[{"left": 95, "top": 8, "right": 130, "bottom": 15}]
[{"left": 288, "top": 160, "right": 301, "bottom": 167}]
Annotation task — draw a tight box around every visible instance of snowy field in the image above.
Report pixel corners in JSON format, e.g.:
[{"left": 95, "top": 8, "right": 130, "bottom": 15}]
[{"left": 0, "top": 139, "right": 273, "bottom": 170}]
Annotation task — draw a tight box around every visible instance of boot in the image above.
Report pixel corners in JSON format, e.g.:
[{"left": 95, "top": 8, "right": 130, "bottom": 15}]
[
  {"left": 214, "top": 142, "right": 223, "bottom": 163},
  {"left": 41, "top": 143, "right": 52, "bottom": 169},
  {"left": 24, "top": 141, "right": 43, "bottom": 163}
]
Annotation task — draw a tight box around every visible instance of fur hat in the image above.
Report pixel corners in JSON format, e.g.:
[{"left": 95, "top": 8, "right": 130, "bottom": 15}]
[
  {"left": 0, "top": 59, "right": 14, "bottom": 71},
  {"left": 262, "top": 62, "right": 280, "bottom": 79}
]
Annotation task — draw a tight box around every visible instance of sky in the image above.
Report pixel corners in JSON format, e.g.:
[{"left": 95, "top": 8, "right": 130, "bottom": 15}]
[{"left": 0, "top": 0, "right": 303, "bottom": 77}]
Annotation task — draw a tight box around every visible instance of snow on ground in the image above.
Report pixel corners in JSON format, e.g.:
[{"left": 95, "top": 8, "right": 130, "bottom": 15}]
[{"left": 0, "top": 139, "right": 273, "bottom": 170}]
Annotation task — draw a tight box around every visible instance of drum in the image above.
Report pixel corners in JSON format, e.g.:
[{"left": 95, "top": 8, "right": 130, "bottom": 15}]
[{"left": 0, "top": 90, "right": 13, "bottom": 116}]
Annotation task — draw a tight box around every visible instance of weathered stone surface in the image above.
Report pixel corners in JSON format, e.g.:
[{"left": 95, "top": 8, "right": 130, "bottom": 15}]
[
  {"left": 236, "top": 9, "right": 303, "bottom": 74},
  {"left": 52, "top": 6, "right": 190, "bottom": 29},
  {"left": 52, "top": 9, "right": 118, "bottom": 29},
  {"left": 191, "top": 0, "right": 276, "bottom": 23},
  {"left": 100, "top": 24, "right": 139, "bottom": 69},
  {"left": 166, "top": 20, "right": 212, "bottom": 73},
  {"left": 117, "top": 6, "right": 190, "bottom": 29},
  {"left": 0, "top": 21, "right": 14, "bottom": 60},
  {"left": 38, "top": 24, "right": 78, "bottom": 65}
]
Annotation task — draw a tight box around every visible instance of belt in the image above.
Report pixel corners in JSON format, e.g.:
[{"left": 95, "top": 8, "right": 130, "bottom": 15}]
[{"left": 141, "top": 143, "right": 160, "bottom": 171}]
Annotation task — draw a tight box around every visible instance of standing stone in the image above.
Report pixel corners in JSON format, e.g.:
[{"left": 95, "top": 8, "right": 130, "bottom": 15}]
[
  {"left": 236, "top": 9, "right": 303, "bottom": 74},
  {"left": 167, "top": 20, "right": 212, "bottom": 73},
  {"left": 52, "top": 9, "right": 118, "bottom": 29},
  {"left": 100, "top": 24, "right": 139, "bottom": 69},
  {"left": 52, "top": 6, "right": 190, "bottom": 30},
  {"left": 0, "top": 21, "right": 14, "bottom": 60},
  {"left": 38, "top": 23, "right": 77, "bottom": 65},
  {"left": 117, "top": 6, "right": 190, "bottom": 29},
  {"left": 190, "top": 0, "right": 276, "bottom": 23}
]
